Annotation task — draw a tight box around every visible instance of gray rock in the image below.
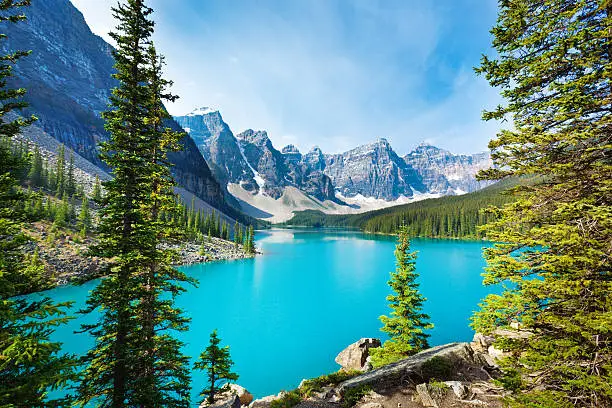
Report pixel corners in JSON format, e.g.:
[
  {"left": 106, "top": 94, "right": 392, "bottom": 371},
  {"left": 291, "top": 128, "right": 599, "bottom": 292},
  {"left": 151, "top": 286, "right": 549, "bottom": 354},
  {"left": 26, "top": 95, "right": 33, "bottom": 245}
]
[
  {"left": 3, "top": 1, "right": 226, "bottom": 209},
  {"left": 403, "top": 143, "right": 492, "bottom": 196},
  {"left": 416, "top": 383, "right": 440, "bottom": 408},
  {"left": 335, "top": 338, "right": 382, "bottom": 371},
  {"left": 443, "top": 381, "right": 469, "bottom": 399},
  {"left": 228, "top": 384, "right": 254, "bottom": 406},
  {"left": 323, "top": 139, "right": 426, "bottom": 201},
  {"left": 338, "top": 343, "right": 477, "bottom": 392},
  {"left": 199, "top": 394, "right": 241, "bottom": 408}
]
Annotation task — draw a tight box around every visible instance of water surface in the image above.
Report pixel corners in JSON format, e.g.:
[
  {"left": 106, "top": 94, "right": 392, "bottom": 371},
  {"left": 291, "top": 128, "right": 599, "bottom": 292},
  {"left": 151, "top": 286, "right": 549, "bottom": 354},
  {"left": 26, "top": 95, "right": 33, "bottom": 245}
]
[{"left": 34, "top": 229, "right": 495, "bottom": 401}]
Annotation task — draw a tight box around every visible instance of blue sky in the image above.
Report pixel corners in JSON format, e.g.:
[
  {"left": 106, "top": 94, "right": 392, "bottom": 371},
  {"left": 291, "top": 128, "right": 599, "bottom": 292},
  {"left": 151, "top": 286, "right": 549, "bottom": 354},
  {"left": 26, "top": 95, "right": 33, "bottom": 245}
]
[{"left": 71, "top": 0, "right": 502, "bottom": 155}]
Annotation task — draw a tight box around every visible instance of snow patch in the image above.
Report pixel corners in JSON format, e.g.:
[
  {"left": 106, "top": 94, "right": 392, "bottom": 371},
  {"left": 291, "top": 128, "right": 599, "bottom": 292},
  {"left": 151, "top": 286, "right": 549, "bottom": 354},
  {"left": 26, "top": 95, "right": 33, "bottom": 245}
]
[
  {"left": 236, "top": 140, "right": 266, "bottom": 194},
  {"left": 186, "top": 107, "right": 218, "bottom": 116}
]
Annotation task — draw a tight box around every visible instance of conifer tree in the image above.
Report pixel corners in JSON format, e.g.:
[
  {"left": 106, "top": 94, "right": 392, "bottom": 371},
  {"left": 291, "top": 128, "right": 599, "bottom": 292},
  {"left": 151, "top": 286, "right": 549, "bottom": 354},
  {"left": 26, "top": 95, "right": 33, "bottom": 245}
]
[
  {"left": 244, "top": 225, "right": 256, "bottom": 255},
  {"left": 0, "top": 1, "right": 75, "bottom": 405},
  {"left": 92, "top": 175, "right": 102, "bottom": 203},
  {"left": 77, "top": 1, "right": 192, "bottom": 406},
  {"left": 54, "top": 144, "right": 65, "bottom": 196},
  {"left": 77, "top": 196, "right": 91, "bottom": 237},
  {"left": 194, "top": 330, "right": 239, "bottom": 405},
  {"left": 65, "top": 151, "right": 75, "bottom": 197},
  {"left": 28, "top": 144, "right": 43, "bottom": 186},
  {"left": 233, "top": 220, "right": 241, "bottom": 248},
  {"left": 472, "top": 2, "right": 612, "bottom": 406},
  {"left": 370, "top": 227, "right": 432, "bottom": 367}
]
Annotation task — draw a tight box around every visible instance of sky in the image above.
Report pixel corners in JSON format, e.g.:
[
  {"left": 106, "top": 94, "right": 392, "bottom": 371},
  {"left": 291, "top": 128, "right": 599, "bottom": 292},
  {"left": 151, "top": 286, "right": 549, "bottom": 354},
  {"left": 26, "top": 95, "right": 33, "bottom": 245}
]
[{"left": 70, "top": 0, "right": 502, "bottom": 155}]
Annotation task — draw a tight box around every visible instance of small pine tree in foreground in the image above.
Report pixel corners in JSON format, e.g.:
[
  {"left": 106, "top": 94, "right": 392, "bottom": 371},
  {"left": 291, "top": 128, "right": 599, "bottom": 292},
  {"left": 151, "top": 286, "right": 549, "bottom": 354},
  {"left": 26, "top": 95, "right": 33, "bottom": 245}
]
[
  {"left": 194, "top": 330, "right": 239, "bottom": 405},
  {"left": 370, "top": 227, "right": 432, "bottom": 367}
]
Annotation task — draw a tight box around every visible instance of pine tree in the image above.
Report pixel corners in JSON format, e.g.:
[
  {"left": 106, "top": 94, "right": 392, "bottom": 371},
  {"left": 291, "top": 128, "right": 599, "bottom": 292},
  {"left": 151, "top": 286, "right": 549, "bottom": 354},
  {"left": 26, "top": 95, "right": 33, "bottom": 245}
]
[
  {"left": 77, "top": 196, "right": 91, "bottom": 236},
  {"left": 54, "top": 144, "right": 65, "bottom": 197},
  {"left": 233, "top": 220, "right": 241, "bottom": 248},
  {"left": 91, "top": 175, "right": 102, "bottom": 203},
  {"left": 0, "top": 1, "right": 75, "bottom": 405},
  {"left": 53, "top": 193, "right": 69, "bottom": 228},
  {"left": 194, "top": 330, "right": 239, "bottom": 405},
  {"left": 244, "top": 225, "right": 256, "bottom": 255},
  {"left": 28, "top": 144, "right": 43, "bottom": 186},
  {"left": 471, "top": 2, "right": 612, "bottom": 407},
  {"left": 65, "top": 151, "right": 75, "bottom": 197},
  {"left": 129, "top": 44, "right": 193, "bottom": 406},
  {"left": 370, "top": 227, "right": 432, "bottom": 367},
  {"left": 77, "top": 1, "right": 192, "bottom": 406}
]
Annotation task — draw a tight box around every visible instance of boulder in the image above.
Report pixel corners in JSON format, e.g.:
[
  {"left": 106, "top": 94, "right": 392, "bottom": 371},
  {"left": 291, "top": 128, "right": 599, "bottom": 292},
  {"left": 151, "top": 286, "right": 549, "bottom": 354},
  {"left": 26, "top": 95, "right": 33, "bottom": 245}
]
[
  {"left": 199, "top": 394, "right": 241, "bottom": 408},
  {"left": 335, "top": 338, "right": 381, "bottom": 371},
  {"left": 337, "top": 343, "right": 477, "bottom": 392},
  {"left": 416, "top": 383, "right": 440, "bottom": 408},
  {"left": 249, "top": 392, "right": 286, "bottom": 408},
  {"left": 443, "top": 381, "right": 469, "bottom": 399},
  {"left": 229, "top": 384, "right": 254, "bottom": 406}
]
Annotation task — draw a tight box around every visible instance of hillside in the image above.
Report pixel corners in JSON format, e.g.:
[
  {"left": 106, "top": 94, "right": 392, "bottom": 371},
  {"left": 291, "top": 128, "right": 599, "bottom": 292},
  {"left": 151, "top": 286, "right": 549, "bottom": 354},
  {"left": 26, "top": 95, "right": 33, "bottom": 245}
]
[{"left": 283, "top": 178, "right": 520, "bottom": 238}]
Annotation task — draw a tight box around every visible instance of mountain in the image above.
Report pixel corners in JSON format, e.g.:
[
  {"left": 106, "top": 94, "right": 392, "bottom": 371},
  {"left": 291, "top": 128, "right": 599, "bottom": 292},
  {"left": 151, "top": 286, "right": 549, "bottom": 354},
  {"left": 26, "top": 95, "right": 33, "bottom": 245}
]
[
  {"left": 175, "top": 109, "right": 492, "bottom": 222},
  {"left": 321, "top": 138, "right": 427, "bottom": 201},
  {"left": 403, "top": 143, "right": 492, "bottom": 195},
  {"left": 1, "top": 0, "right": 226, "bottom": 210},
  {"left": 174, "top": 110, "right": 338, "bottom": 203}
]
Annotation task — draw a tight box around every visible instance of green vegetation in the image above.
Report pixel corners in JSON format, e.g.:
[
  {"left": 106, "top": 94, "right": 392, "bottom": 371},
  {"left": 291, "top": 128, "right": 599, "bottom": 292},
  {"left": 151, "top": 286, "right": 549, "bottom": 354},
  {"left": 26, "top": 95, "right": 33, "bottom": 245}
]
[
  {"left": 420, "top": 356, "right": 453, "bottom": 381},
  {"left": 76, "top": 1, "right": 192, "bottom": 405},
  {"left": 269, "top": 370, "right": 362, "bottom": 408},
  {"left": 370, "top": 227, "right": 433, "bottom": 367},
  {"left": 284, "top": 178, "right": 519, "bottom": 238},
  {"left": 471, "top": 1, "right": 612, "bottom": 407},
  {"left": 341, "top": 385, "right": 372, "bottom": 408},
  {"left": 194, "top": 330, "right": 239, "bottom": 405},
  {"left": 0, "top": 1, "right": 76, "bottom": 406}
]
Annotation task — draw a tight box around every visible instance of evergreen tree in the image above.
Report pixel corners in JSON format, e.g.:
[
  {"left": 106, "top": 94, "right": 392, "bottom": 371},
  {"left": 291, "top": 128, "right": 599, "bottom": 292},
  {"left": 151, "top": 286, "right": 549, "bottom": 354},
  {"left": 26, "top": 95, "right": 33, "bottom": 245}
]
[
  {"left": 53, "top": 193, "right": 69, "bottom": 228},
  {"left": 194, "top": 330, "right": 239, "bottom": 405},
  {"left": 0, "top": 1, "right": 75, "bottom": 405},
  {"left": 77, "top": 196, "right": 91, "bottom": 236},
  {"left": 471, "top": 2, "right": 612, "bottom": 407},
  {"left": 65, "top": 151, "right": 75, "bottom": 197},
  {"left": 92, "top": 175, "right": 102, "bottom": 203},
  {"left": 77, "top": 1, "right": 191, "bottom": 406},
  {"left": 54, "top": 144, "right": 65, "bottom": 196},
  {"left": 233, "top": 220, "right": 241, "bottom": 248},
  {"left": 370, "top": 227, "right": 432, "bottom": 367},
  {"left": 28, "top": 144, "right": 43, "bottom": 187},
  {"left": 244, "top": 225, "right": 255, "bottom": 255}
]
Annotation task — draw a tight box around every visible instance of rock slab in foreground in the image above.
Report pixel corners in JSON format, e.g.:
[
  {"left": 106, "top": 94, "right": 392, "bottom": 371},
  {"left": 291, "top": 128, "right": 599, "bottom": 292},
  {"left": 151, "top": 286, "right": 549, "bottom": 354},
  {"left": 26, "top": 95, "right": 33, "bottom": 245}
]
[
  {"left": 335, "top": 338, "right": 381, "bottom": 371},
  {"left": 337, "top": 342, "right": 480, "bottom": 392}
]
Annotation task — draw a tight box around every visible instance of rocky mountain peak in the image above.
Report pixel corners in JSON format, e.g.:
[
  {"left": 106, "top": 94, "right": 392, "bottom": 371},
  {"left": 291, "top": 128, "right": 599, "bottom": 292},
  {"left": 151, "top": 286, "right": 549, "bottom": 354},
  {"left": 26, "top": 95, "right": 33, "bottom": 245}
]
[
  {"left": 281, "top": 144, "right": 300, "bottom": 155},
  {"left": 186, "top": 106, "right": 219, "bottom": 116}
]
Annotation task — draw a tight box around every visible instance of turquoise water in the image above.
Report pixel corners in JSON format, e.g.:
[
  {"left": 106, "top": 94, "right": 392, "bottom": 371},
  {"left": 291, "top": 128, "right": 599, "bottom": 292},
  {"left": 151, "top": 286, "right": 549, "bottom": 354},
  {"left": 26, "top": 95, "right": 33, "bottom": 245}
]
[{"left": 31, "top": 229, "right": 495, "bottom": 401}]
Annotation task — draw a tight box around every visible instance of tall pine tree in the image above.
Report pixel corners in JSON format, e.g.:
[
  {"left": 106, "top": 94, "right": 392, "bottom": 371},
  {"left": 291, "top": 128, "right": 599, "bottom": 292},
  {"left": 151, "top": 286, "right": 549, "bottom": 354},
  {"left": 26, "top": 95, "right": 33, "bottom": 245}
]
[
  {"left": 472, "top": 1, "right": 612, "bottom": 406},
  {"left": 77, "top": 1, "right": 193, "bottom": 406},
  {"left": 0, "top": 1, "right": 75, "bottom": 406},
  {"left": 369, "top": 227, "right": 432, "bottom": 367}
]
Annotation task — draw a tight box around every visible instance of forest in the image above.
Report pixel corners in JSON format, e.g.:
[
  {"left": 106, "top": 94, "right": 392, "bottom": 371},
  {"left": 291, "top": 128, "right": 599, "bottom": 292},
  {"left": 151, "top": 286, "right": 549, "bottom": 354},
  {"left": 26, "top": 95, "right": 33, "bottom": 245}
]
[{"left": 284, "top": 178, "right": 520, "bottom": 238}]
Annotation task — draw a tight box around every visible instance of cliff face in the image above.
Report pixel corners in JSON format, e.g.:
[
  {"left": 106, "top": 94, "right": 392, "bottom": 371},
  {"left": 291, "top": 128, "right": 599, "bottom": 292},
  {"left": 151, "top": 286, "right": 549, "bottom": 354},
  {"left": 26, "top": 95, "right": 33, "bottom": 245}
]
[
  {"left": 403, "top": 144, "right": 493, "bottom": 195},
  {"left": 2, "top": 0, "right": 225, "bottom": 208},
  {"left": 322, "top": 139, "right": 426, "bottom": 200}
]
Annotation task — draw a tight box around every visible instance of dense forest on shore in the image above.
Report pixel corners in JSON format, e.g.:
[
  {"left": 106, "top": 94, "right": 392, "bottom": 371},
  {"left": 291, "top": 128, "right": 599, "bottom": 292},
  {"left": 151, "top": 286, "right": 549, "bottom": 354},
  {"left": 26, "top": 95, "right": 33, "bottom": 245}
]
[{"left": 283, "top": 178, "right": 520, "bottom": 238}]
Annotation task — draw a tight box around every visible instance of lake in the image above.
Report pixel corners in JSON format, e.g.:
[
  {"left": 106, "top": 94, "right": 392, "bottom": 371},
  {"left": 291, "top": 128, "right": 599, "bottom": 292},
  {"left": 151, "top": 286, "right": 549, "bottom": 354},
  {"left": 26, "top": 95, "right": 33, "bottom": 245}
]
[{"left": 32, "top": 229, "right": 495, "bottom": 402}]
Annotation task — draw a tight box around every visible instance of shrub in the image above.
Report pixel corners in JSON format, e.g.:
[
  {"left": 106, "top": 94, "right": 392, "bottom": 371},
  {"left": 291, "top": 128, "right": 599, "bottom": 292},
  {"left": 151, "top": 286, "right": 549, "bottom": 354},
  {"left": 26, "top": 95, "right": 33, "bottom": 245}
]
[{"left": 420, "top": 357, "right": 453, "bottom": 380}]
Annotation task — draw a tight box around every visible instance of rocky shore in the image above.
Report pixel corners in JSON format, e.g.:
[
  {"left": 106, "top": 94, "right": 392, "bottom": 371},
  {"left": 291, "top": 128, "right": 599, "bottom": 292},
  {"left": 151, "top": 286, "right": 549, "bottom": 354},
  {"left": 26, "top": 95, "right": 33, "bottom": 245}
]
[
  {"left": 206, "top": 333, "right": 511, "bottom": 408},
  {"left": 25, "top": 221, "right": 255, "bottom": 288}
]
